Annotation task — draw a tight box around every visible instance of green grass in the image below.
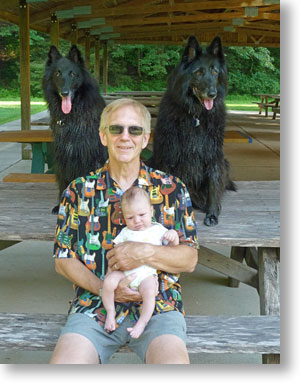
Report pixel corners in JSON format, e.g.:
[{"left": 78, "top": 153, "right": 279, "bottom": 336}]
[
  {"left": 0, "top": 95, "right": 260, "bottom": 126},
  {"left": 225, "top": 95, "right": 259, "bottom": 111},
  {"left": 0, "top": 99, "right": 47, "bottom": 125}
]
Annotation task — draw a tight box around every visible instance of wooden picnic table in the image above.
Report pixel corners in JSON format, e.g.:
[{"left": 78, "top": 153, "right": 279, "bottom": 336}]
[
  {"left": 0, "top": 180, "right": 280, "bottom": 363},
  {"left": 253, "top": 93, "right": 280, "bottom": 118},
  {"left": 0, "top": 180, "right": 280, "bottom": 317},
  {"left": 0, "top": 128, "right": 251, "bottom": 178}
]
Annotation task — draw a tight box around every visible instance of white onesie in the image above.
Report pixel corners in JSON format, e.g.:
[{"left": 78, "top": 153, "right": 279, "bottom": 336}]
[{"left": 113, "top": 222, "right": 168, "bottom": 290}]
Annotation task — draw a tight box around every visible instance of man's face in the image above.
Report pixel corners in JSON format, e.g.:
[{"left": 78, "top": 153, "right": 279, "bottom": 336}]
[{"left": 100, "top": 105, "right": 150, "bottom": 165}]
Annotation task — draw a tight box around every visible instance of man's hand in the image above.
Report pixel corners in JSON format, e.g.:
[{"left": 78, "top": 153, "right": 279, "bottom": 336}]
[
  {"left": 106, "top": 241, "right": 151, "bottom": 271},
  {"left": 114, "top": 274, "right": 142, "bottom": 302}
]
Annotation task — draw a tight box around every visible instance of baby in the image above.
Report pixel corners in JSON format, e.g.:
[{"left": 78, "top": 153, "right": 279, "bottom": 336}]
[{"left": 102, "top": 186, "right": 179, "bottom": 338}]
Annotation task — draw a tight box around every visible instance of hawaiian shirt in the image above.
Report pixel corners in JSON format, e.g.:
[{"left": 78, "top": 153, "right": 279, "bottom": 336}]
[{"left": 53, "top": 161, "right": 199, "bottom": 328}]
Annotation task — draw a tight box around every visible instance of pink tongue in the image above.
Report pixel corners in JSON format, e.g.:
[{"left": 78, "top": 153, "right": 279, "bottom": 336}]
[
  {"left": 62, "top": 95, "right": 72, "bottom": 114},
  {"left": 204, "top": 98, "right": 213, "bottom": 110}
]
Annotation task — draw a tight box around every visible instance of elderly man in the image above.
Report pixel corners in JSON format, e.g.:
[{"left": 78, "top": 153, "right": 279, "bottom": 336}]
[{"left": 50, "top": 98, "right": 198, "bottom": 364}]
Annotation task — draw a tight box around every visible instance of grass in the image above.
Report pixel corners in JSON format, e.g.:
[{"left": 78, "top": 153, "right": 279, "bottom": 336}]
[
  {"left": 0, "top": 99, "right": 47, "bottom": 125},
  {"left": 0, "top": 95, "right": 260, "bottom": 125}
]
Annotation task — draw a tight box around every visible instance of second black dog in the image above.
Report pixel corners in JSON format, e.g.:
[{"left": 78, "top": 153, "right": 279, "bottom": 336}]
[
  {"left": 43, "top": 45, "right": 107, "bottom": 212},
  {"left": 151, "top": 36, "right": 236, "bottom": 226}
]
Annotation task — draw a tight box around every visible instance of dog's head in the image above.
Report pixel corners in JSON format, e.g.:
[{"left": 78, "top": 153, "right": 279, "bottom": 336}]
[
  {"left": 45, "top": 45, "right": 85, "bottom": 114},
  {"left": 171, "top": 36, "right": 227, "bottom": 111}
]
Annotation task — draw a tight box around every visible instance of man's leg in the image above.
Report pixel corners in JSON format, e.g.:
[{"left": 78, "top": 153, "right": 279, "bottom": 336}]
[
  {"left": 145, "top": 334, "right": 190, "bottom": 364},
  {"left": 50, "top": 333, "right": 100, "bottom": 364}
]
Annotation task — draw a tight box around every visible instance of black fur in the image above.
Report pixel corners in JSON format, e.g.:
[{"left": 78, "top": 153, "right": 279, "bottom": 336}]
[
  {"left": 43, "top": 45, "right": 107, "bottom": 212},
  {"left": 151, "top": 36, "right": 236, "bottom": 226}
]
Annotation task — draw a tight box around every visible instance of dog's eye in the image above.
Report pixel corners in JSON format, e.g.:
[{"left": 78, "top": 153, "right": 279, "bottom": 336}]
[
  {"left": 55, "top": 71, "right": 61, "bottom": 77},
  {"left": 211, "top": 68, "right": 218, "bottom": 76},
  {"left": 70, "top": 71, "right": 76, "bottom": 78},
  {"left": 196, "top": 69, "right": 204, "bottom": 76}
]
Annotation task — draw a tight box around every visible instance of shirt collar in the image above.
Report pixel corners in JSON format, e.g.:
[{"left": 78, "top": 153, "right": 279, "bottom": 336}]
[{"left": 96, "top": 160, "right": 153, "bottom": 190}]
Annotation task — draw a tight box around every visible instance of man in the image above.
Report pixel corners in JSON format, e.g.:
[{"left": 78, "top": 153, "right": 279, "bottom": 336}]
[{"left": 50, "top": 98, "right": 199, "bottom": 364}]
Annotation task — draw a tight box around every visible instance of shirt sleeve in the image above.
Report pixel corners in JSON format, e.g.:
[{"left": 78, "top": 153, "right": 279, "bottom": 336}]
[
  {"left": 176, "top": 184, "right": 200, "bottom": 250},
  {"left": 53, "top": 183, "right": 79, "bottom": 259}
]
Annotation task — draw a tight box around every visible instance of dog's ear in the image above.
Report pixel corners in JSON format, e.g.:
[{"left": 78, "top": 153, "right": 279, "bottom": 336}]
[
  {"left": 207, "top": 36, "right": 225, "bottom": 62},
  {"left": 68, "top": 45, "right": 85, "bottom": 66},
  {"left": 47, "top": 45, "right": 62, "bottom": 64},
  {"left": 182, "top": 35, "right": 202, "bottom": 63}
]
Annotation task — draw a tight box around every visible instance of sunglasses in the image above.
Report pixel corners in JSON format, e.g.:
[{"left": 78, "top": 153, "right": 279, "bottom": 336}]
[{"left": 108, "top": 125, "right": 144, "bottom": 136}]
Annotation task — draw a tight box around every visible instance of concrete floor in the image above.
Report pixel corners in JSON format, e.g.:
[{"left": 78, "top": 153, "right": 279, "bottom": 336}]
[{"left": 0, "top": 110, "right": 280, "bottom": 364}]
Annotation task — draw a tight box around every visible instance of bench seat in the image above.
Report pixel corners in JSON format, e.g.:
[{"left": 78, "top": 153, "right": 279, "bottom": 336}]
[
  {"left": 0, "top": 313, "right": 280, "bottom": 363},
  {"left": 2, "top": 173, "right": 56, "bottom": 183}
]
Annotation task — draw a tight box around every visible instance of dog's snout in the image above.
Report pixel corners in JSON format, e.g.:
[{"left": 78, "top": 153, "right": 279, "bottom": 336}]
[
  {"left": 60, "top": 90, "right": 69, "bottom": 97},
  {"left": 208, "top": 90, "right": 217, "bottom": 99}
]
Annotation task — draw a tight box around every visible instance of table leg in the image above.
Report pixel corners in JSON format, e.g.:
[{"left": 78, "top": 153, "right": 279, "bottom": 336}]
[
  {"left": 228, "top": 246, "right": 246, "bottom": 287},
  {"left": 31, "top": 143, "right": 46, "bottom": 173},
  {"left": 258, "top": 247, "right": 280, "bottom": 364},
  {"left": 258, "top": 247, "right": 280, "bottom": 315}
]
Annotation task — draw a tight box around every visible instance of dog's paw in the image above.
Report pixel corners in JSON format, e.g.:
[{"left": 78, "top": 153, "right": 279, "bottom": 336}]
[
  {"left": 204, "top": 214, "right": 218, "bottom": 226},
  {"left": 52, "top": 205, "right": 59, "bottom": 215}
]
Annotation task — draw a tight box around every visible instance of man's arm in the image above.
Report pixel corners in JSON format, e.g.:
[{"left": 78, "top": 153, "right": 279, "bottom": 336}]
[
  {"left": 55, "top": 258, "right": 142, "bottom": 302},
  {"left": 106, "top": 242, "right": 198, "bottom": 274},
  {"left": 55, "top": 258, "right": 102, "bottom": 295}
]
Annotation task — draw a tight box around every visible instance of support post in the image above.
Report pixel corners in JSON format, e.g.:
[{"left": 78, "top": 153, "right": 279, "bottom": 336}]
[
  {"left": 19, "top": 0, "right": 31, "bottom": 159},
  {"left": 71, "top": 23, "right": 78, "bottom": 46},
  {"left": 85, "top": 30, "right": 90, "bottom": 70},
  {"left": 102, "top": 41, "right": 108, "bottom": 93},
  {"left": 50, "top": 13, "right": 59, "bottom": 48},
  {"left": 94, "top": 36, "right": 100, "bottom": 84}
]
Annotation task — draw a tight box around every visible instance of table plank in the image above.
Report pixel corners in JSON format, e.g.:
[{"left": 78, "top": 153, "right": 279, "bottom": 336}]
[{"left": 0, "top": 181, "right": 279, "bottom": 247}]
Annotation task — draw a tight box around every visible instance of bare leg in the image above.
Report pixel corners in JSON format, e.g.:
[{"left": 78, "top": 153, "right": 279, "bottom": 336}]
[
  {"left": 127, "top": 275, "right": 157, "bottom": 338},
  {"left": 102, "top": 271, "right": 125, "bottom": 332},
  {"left": 146, "top": 334, "right": 189, "bottom": 364},
  {"left": 50, "top": 333, "right": 100, "bottom": 364}
]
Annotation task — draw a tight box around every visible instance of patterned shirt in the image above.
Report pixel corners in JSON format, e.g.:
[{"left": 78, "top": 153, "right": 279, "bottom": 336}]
[{"left": 53, "top": 161, "right": 199, "bottom": 328}]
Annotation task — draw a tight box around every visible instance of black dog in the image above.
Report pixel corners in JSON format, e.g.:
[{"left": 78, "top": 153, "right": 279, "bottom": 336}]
[
  {"left": 151, "top": 36, "right": 236, "bottom": 226},
  {"left": 43, "top": 45, "right": 107, "bottom": 212}
]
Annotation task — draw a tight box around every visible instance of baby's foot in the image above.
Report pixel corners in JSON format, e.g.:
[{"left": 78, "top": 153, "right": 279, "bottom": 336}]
[
  {"left": 127, "top": 321, "right": 147, "bottom": 339},
  {"left": 104, "top": 312, "right": 116, "bottom": 333}
]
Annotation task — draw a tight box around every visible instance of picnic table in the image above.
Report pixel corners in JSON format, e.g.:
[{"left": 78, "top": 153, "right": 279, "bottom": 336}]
[
  {"left": 0, "top": 128, "right": 251, "bottom": 182},
  {"left": 253, "top": 93, "right": 280, "bottom": 118},
  {"left": 0, "top": 180, "right": 280, "bottom": 363}
]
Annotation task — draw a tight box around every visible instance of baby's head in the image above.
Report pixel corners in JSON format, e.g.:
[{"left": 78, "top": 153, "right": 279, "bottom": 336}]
[{"left": 121, "top": 187, "right": 153, "bottom": 231}]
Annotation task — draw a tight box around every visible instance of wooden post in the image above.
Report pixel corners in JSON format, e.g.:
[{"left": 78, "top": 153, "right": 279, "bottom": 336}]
[
  {"left": 94, "top": 36, "right": 100, "bottom": 84},
  {"left": 85, "top": 30, "right": 90, "bottom": 70},
  {"left": 19, "top": 0, "right": 31, "bottom": 159},
  {"left": 50, "top": 13, "right": 59, "bottom": 48},
  {"left": 71, "top": 23, "right": 78, "bottom": 46},
  {"left": 102, "top": 41, "right": 108, "bottom": 93}
]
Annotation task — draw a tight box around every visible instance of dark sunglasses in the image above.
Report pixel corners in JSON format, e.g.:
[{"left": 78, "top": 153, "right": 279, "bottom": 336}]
[{"left": 108, "top": 125, "right": 144, "bottom": 136}]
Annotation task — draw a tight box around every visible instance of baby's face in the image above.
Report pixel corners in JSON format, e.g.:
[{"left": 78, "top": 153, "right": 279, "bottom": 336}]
[{"left": 122, "top": 199, "right": 153, "bottom": 231}]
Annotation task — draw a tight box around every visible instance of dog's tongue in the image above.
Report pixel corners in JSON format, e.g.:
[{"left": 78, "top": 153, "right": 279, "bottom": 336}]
[
  {"left": 203, "top": 98, "right": 214, "bottom": 110},
  {"left": 62, "top": 95, "right": 72, "bottom": 114}
]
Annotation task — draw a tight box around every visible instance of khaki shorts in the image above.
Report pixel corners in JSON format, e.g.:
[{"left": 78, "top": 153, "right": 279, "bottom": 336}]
[{"left": 60, "top": 310, "right": 187, "bottom": 363}]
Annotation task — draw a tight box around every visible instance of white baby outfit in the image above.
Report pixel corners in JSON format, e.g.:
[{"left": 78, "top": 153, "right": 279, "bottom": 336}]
[{"left": 113, "top": 222, "right": 168, "bottom": 290}]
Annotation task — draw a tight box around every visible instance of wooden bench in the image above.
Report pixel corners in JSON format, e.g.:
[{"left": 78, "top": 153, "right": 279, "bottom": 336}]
[
  {"left": 252, "top": 102, "right": 278, "bottom": 117},
  {"left": 0, "top": 313, "right": 280, "bottom": 364}
]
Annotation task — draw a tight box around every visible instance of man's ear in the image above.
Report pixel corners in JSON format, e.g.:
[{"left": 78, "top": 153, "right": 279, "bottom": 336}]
[
  {"left": 99, "top": 130, "right": 107, "bottom": 147},
  {"left": 142, "top": 133, "right": 150, "bottom": 149}
]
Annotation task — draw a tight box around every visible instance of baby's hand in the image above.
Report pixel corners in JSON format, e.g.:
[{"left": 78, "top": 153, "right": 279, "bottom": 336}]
[{"left": 162, "top": 229, "right": 179, "bottom": 246}]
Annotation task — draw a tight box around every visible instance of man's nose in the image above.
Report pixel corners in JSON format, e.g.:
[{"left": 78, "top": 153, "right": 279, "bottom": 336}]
[{"left": 120, "top": 127, "right": 130, "bottom": 139}]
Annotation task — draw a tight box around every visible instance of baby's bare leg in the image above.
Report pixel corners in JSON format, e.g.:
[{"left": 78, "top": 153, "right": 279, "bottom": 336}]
[
  {"left": 102, "top": 271, "right": 125, "bottom": 332},
  {"left": 127, "top": 275, "right": 157, "bottom": 338}
]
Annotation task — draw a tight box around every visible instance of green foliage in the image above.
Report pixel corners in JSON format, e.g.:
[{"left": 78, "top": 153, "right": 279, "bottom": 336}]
[
  {"left": 0, "top": 21, "right": 279, "bottom": 97},
  {"left": 225, "top": 46, "right": 280, "bottom": 95}
]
